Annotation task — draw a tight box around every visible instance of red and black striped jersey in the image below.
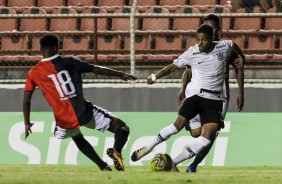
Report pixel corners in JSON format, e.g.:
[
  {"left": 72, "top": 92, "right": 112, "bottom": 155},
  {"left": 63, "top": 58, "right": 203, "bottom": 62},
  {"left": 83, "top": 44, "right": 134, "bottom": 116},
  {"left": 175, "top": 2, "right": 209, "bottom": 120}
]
[{"left": 25, "top": 54, "right": 95, "bottom": 129}]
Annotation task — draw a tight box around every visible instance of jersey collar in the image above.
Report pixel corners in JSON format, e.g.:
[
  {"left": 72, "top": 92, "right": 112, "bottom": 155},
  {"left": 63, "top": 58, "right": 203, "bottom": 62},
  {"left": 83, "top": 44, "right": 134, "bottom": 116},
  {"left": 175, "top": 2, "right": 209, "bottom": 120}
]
[{"left": 41, "top": 54, "right": 59, "bottom": 62}]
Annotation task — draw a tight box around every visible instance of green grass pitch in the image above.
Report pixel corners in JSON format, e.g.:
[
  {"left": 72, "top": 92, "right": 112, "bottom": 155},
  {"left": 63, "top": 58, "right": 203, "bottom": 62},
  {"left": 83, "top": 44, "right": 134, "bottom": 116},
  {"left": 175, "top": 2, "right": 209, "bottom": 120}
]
[{"left": 0, "top": 165, "right": 281, "bottom": 184}]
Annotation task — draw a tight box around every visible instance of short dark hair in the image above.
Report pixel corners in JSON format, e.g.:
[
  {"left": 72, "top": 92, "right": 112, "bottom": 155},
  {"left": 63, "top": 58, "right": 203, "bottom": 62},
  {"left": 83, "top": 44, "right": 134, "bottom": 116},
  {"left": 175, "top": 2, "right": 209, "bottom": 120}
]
[
  {"left": 40, "top": 34, "right": 59, "bottom": 49},
  {"left": 203, "top": 13, "right": 220, "bottom": 27},
  {"left": 197, "top": 24, "right": 213, "bottom": 37}
]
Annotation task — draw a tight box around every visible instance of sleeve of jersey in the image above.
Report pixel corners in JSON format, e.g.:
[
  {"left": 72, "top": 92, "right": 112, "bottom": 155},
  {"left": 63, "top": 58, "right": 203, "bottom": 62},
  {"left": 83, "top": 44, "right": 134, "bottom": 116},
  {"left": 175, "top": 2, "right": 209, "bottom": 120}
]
[
  {"left": 72, "top": 58, "right": 95, "bottom": 73},
  {"left": 224, "top": 40, "right": 234, "bottom": 51},
  {"left": 24, "top": 73, "right": 36, "bottom": 92},
  {"left": 173, "top": 48, "right": 192, "bottom": 67}
]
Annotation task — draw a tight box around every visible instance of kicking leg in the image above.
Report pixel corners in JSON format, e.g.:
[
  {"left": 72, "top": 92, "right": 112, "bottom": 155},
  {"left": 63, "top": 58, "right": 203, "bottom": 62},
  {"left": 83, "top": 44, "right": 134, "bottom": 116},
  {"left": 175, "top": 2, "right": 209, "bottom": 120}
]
[{"left": 131, "top": 115, "right": 187, "bottom": 162}]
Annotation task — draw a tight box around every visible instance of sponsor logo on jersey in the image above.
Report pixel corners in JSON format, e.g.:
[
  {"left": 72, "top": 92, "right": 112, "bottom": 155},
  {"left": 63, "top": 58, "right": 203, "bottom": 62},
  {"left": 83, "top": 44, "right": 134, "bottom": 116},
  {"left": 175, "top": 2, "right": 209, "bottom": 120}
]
[
  {"left": 193, "top": 52, "right": 200, "bottom": 55},
  {"left": 216, "top": 44, "right": 226, "bottom": 49}
]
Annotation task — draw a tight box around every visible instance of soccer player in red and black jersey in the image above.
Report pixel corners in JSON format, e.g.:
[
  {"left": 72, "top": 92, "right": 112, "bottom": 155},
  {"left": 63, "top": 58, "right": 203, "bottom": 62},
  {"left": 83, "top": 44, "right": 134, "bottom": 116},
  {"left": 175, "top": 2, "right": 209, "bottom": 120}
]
[
  {"left": 23, "top": 34, "right": 137, "bottom": 171},
  {"left": 176, "top": 14, "right": 244, "bottom": 172}
]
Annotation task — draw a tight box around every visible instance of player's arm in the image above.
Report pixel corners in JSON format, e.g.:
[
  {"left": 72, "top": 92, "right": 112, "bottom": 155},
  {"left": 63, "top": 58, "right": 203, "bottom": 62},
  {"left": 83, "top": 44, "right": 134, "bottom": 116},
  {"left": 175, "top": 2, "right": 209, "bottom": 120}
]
[
  {"left": 176, "top": 67, "right": 191, "bottom": 106},
  {"left": 148, "top": 48, "right": 191, "bottom": 85},
  {"left": 232, "top": 43, "right": 245, "bottom": 67},
  {"left": 147, "top": 63, "right": 179, "bottom": 84},
  {"left": 92, "top": 65, "right": 137, "bottom": 81},
  {"left": 234, "top": 63, "right": 244, "bottom": 111},
  {"left": 231, "top": 43, "right": 245, "bottom": 111},
  {"left": 74, "top": 59, "right": 137, "bottom": 81},
  {"left": 23, "top": 91, "right": 34, "bottom": 139}
]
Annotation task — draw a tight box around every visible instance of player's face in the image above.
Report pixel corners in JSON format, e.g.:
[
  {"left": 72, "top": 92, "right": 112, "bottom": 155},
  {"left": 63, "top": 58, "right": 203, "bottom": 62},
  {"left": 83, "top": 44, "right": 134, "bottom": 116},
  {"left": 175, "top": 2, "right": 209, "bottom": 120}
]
[
  {"left": 204, "top": 20, "right": 220, "bottom": 41},
  {"left": 197, "top": 33, "right": 213, "bottom": 53}
]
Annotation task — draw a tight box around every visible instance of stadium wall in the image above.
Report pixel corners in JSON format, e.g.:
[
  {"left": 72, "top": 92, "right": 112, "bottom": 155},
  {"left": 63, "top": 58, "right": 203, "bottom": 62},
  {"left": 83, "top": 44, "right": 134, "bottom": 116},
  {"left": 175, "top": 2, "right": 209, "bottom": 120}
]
[
  {"left": 1, "top": 112, "right": 281, "bottom": 166},
  {"left": 1, "top": 84, "right": 282, "bottom": 112}
]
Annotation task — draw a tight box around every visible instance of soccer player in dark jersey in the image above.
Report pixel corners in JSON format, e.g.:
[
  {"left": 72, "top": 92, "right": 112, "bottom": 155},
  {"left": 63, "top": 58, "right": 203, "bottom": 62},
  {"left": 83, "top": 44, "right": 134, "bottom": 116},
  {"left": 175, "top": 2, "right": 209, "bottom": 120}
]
[
  {"left": 23, "top": 34, "right": 137, "bottom": 171},
  {"left": 176, "top": 14, "right": 245, "bottom": 172}
]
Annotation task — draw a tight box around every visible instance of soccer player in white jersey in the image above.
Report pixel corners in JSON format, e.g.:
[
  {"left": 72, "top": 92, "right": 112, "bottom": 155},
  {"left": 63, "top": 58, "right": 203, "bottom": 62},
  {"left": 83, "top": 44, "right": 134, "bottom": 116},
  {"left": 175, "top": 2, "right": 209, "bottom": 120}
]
[
  {"left": 131, "top": 24, "right": 245, "bottom": 171},
  {"left": 177, "top": 14, "right": 245, "bottom": 172}
]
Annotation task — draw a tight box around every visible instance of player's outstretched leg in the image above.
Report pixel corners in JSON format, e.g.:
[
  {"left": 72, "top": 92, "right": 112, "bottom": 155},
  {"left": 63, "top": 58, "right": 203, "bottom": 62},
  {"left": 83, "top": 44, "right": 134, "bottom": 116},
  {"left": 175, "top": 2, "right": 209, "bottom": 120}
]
[
  {"left": 107, "top": 148, "right": 124, "bottom": 171},
  {"left": 131, "top": 146, "right": 152, "bottom": 161},
  {"left": 131, "top": 124, "right": 179, "bottom": 162},
  {"left": 107, "top": 118, "right": 129, "bottom": 171}
]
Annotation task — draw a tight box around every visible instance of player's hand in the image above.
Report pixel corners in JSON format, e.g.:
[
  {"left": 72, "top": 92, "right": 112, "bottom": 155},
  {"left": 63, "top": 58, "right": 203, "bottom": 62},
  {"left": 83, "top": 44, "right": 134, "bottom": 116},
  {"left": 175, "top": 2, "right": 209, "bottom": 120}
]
[
  {"left": 176, "top": 91, "right": 185, "bottom": 106},
  {"left": 25, "top": 122, "right": 34, "bottom": 139},
  {"left": 234, "top": 58, "right": 243, "bottom": 69},
  {"left": 236, "top": 94, "right": 244, "bottom": 112},
  {"left": 147, "top": 74, "right": 156, "bottom": 85},
  {"left": 121, "top": 73, "right": 137, "bottom": 81}
]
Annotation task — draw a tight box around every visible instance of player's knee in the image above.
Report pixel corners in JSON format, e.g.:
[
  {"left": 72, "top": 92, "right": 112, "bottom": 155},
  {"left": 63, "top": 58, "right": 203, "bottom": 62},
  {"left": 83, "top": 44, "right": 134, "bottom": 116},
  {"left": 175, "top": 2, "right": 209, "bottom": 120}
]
[
  {"left": 109, "top": 117, "right": 127, "bottom": 132},
  {"left": 72, "top": 132, "right": 83, "bottom": 141},
  {"left": 174, "top": 115, "right": 188, "bottom": 130},
  {"left": 121, "top": 126, "right": 130, "bottom": 135},
  {"left": 190, "top": 128, "right": 201, "bottom": 138},
  {"left": 115, "top": 126, "right": 130, "bottom": 139},
  {"left": 71, "top": 133, "right": 88, "bottom": 148}
]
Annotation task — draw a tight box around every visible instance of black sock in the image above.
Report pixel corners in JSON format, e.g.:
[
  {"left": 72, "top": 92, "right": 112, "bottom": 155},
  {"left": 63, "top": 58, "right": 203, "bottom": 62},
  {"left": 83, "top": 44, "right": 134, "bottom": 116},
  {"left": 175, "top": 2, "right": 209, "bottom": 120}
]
[
  {"left": 114, "top": 126, "right": 129, "bottom": 154},
  {"left": 72, "top": 133, "right": 106, "bottom": 169}
]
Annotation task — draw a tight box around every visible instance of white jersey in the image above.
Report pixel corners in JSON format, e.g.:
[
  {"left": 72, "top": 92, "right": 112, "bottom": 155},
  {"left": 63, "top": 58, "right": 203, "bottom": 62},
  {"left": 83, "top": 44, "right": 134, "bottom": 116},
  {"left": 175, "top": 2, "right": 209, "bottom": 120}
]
[{"left": 173, "top": 40, "right": 233, "bottom": 100}]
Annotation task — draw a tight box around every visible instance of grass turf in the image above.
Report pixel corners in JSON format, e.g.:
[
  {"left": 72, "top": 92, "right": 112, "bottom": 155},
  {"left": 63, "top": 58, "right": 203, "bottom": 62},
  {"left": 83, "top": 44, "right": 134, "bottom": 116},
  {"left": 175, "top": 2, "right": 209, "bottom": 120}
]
[{"left": 0, "top": 165, "right": 281, "bottom": 184}]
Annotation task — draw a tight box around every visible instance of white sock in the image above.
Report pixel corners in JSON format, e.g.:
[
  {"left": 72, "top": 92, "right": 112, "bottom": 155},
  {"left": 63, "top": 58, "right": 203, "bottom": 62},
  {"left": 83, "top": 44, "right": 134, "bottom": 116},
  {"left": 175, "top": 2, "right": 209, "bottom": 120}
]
[
  {"left": 147, "top": 124, "right": 179, "bottom": 150},
  {"left": 173, "top": 136, "right": 211, "bottom": 165}
]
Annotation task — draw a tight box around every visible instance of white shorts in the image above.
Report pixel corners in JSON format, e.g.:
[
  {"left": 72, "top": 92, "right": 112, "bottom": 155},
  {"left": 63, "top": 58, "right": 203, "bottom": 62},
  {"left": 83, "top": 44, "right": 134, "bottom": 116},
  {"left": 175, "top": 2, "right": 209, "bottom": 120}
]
[
  {"left": 54, "top": 105, "right": 115, "bottom": 139},
  {"left": 189, "top": 99, "right": 228, "bottom": 130}
]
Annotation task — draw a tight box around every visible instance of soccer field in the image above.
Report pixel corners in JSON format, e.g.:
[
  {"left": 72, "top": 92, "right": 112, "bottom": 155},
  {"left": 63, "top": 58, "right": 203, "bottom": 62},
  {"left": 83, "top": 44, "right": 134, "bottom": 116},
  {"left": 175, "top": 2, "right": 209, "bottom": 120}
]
[{"left": 0, "top": 165, "right": 281, "bottom": 184}]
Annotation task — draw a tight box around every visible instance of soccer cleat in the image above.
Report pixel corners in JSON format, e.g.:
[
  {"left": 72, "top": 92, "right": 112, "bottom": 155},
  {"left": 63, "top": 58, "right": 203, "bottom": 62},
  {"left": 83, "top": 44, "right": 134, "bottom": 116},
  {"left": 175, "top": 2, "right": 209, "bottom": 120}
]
[
  {"left": 131, "top": 146, "right": 151, "bottom": 162},
  {"left": 170, "top": 163, "right": 180, "bottom": 172},
  {"left": 107, "top": 148, "right": 125, "bottom": 171},
  {"left": 186, "top": 164, "right": 197, "bottom": 173}
]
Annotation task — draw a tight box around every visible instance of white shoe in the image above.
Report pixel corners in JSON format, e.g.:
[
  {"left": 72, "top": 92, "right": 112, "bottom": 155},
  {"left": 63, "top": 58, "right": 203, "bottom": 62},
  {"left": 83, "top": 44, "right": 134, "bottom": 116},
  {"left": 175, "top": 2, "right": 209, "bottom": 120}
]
[
  {"left": 131, "top": 146, "right": 151, "bottom": 162},
  {"left": 170, "top": 163, "right": 179, "bottom": 172}
]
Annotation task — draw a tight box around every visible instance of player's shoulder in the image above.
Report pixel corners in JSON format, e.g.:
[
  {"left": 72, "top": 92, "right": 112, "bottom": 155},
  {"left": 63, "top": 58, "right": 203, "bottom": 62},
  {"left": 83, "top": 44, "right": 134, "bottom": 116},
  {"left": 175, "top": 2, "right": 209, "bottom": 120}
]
[
  {"left": 186, "top": 45, "right": 199, "bottom": 56},
  {"left": 215, "top": 39, "right": 233, "bottom": 45},
  {"left": 30, "top": 60, "right": 43, "bottom": 70},
  {"left": 214, "top": 40, "right": 233, "bottom": 50},
  {"left": 60, "top": 55, "right": 79, "bottom": 62},
  {"left": 27, "top": 62, "right": 41, "bottom": 77},
  {"left": 63, "top": 55, "right": 91, "bottom": 65}
]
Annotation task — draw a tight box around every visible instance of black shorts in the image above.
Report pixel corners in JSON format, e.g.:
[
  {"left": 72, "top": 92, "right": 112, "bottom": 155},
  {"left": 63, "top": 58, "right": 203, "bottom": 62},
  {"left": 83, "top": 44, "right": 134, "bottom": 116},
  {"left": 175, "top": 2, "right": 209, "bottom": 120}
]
[{"left": 179, "top": 95, "right": 224, "bottom": 128}]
